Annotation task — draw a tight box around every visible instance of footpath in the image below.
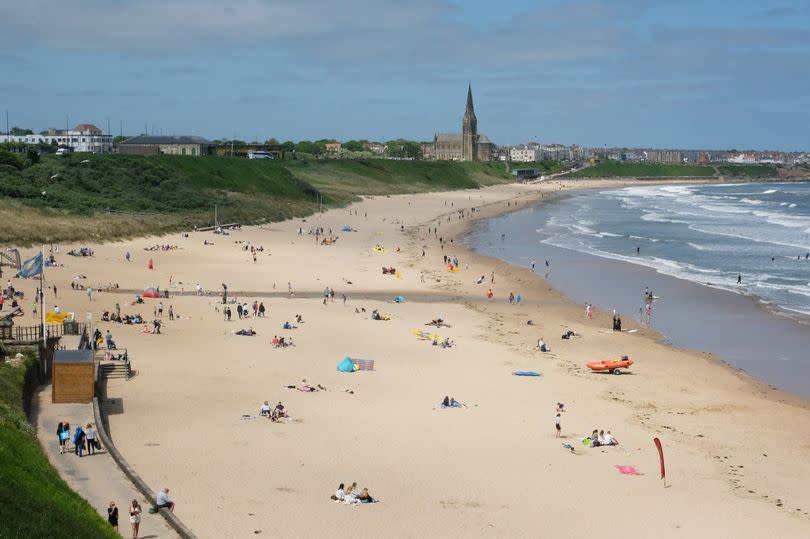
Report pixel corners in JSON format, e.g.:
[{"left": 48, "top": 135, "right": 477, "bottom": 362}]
[{"left": 32, "top": 384, "right": 178, "bottom": 538}]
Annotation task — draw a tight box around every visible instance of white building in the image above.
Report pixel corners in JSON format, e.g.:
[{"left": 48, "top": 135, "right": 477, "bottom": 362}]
[
  {"left": 727, "top": 153, "right": 756, "bottom": 164},
  {"left": 510, "top": 146, "right": 541, "bottom": 162},
  {"left": 0, "top": 124, "right": 112, "bottom": 153}
]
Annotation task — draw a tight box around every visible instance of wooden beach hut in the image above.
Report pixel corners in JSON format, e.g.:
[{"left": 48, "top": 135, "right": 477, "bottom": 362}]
[{"left": 52, "top": 349, "right": 95, "bottom": 403}]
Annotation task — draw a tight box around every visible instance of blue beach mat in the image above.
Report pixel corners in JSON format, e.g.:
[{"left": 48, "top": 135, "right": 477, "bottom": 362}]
[{"left": 512, "top": 371, "right": 542, "bottom": 377}]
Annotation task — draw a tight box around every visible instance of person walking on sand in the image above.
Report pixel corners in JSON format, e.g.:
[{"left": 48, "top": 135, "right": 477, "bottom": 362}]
[
  {"left": 555, "top": 413, "right": 562, "bottom": 438},
  {"left": 107, "top": 501, "right": 118, "bottom": 532},
  {"left": 531, "top": 259, "right": 535, "bottom": 271},
  {"left": 585, "top": 303, "right": 593, "bottom": 319},
  {"left": 125, "top": 251, "right": 131, "bottom": 262},
  {"left": 129, "top": 499, "right": 142, "bottom": 539},
  {"left": 168, "top": 305, "right": 174, "bottom": 321}
]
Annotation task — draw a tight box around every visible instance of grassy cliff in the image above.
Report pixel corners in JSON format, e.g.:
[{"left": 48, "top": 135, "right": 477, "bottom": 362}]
[
  {"left": 0, "top": 354, "right": 118, "bottom": 538},
  {"left": 565, "top": 161, "right": 779, "bottom": 178},
  {"left": 0, "top": 154, "right": 525, "bottom": 244}
]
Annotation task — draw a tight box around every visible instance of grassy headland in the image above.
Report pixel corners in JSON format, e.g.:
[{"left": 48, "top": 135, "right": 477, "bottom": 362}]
[
  {"left": 0, "top": 154, "right": 533, "bottom": 245},
  {"left": 565, "top": 161, "right": 780, "bottom": 178},
  {"left": 0, "top": 353, "right": 118, "bottom": 538},
  {"left": 567, "top": 162, "right": 716, "bottom": 177}
]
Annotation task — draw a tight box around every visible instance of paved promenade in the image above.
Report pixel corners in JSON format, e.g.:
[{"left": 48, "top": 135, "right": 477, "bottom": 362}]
[{"left": 32, "top": 384, "right": 177, "bottom": 538}]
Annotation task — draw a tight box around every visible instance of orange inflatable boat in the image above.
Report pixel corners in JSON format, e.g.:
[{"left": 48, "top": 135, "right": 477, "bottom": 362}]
[{"left": 587, "top": 358, "right": 633, "bottom": 375}]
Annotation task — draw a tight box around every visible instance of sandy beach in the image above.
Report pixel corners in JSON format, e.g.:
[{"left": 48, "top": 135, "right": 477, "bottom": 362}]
[{"left": 12, "top": 179, "right": 810, "bottom": 538}]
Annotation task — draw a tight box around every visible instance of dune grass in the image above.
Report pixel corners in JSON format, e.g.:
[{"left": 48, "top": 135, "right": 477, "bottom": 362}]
[{"left": 0, "top": 353, "right": 118, "bottom": 539}]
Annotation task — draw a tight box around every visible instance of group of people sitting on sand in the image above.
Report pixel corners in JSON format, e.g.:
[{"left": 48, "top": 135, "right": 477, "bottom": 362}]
[
  {"left": 68, "top": 247, "right": 94, "bottom": 257},
  {"left": 271, "top": 335, "right": 294, "bottom": 348},
  {"left": 143, "top": 244, "right": 180, "bottom": 251},
  {"left": 332, "top": 482, "right": 376, "bottom": 505},
  {"left": 440, "top": 396, "right": 465, "bottom": 408},
  {"left": 425, "top": 318, "right": 451, "bottom": 328},
  {"left": 432, "top": 337, "right": 454, "bottom": 348},
  {"left": 585, "top": 429, "right": 619, "bottom": 447},
  {"left": 101, "top": 311, "right": 144, "bottom": 325},
  {"left": 381, "top": 266, "right": 396, "bottom": 275},
  {"left": 258, "top": 401, "right": 289, "bottom": 421}
]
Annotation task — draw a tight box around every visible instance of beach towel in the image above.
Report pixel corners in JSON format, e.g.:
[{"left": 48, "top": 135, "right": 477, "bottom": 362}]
[
  {"left": 351, "top": 359, "right": 375, "bottom": 371},
  {"left": 393, "top": 295, "right": 406, "bottom": 303},
  {"left": 512, "top": 371, "right": 542, "bottom": 377},
  {"left": 615, "top": 465, "right": 641, "bottom": 475},
  {"left": 240, "top": 415, "right": 257, "bottom": 421}
]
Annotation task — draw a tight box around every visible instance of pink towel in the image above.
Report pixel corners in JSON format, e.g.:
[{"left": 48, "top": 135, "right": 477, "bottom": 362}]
[{"left": 615, "top": 465, "right": 641, "bottom": 475}]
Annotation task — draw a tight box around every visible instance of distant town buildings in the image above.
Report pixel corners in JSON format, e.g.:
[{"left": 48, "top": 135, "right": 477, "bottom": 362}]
[
  {"left": 429, "top": 85, "right": 495, "bottom": 161},
  {"left": 324, "top": 142, "right": 342, "bottom": 154},
  {"left": 0, "top": 124, "right": 112, "bottom": 152},
  {"left": 645, "top": 150, "right": 684, "bottom": 164},
  {"left": 118, "top": 135, "right": 216, "bottom": 156}
]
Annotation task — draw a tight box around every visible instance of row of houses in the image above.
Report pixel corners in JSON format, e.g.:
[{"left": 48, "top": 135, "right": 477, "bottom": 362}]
[{"left": 0, "top": 124, "right": 113, "bottom": 153}]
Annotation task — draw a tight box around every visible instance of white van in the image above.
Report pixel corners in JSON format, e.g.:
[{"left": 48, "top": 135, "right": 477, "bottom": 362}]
[{"left": 248, "top": 150, "right": 274, "bottom": 160}]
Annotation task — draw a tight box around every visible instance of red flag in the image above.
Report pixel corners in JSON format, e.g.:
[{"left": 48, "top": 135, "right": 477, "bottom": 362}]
[{"left": 653, "top": 437, "right": 665, "bottom": 480}]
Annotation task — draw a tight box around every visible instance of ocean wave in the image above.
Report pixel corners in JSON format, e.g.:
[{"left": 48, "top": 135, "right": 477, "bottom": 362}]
[
  {"left": 740, "top": 198, "right": 764, "bottom": 205},
  {"left": 762, "top": 189, "right": 778, "bottom": 194},
  {"left": 687, "top": 242, "right": 708, "bottom": 251}
]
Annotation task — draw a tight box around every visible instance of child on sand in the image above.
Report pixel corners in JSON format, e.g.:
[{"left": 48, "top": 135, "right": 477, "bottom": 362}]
[{"left": 555, "top": 413, "right": 562, "bottom": 437}]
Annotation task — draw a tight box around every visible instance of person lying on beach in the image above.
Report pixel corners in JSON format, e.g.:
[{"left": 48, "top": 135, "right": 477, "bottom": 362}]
[
  {"left": 285, "top": 379, "right": 320, "bottom": 392},
  {"left": 234, "top": 328, "right": 257, "bottom": 336},
  {"left": 259, "top": 401, "right": 272, "bottom": 417},
  {"left": 425, "top": 318, "right": 451, "bottom": 328},
  {"left": 441, "top": 396, "right": 465, "bottom": 408},
  {"left": 371, "top": 310, "right": 390, "bottom": 321},
  {"left": 537, "top": 338, "right": 550, "bottom": 352},
  {"left": 282, "top": 321, "right": 297, "bottom": 330},
  {"left": 561, "top": 330, "right": 580, "bottom": 339},
  {"left": 357, "top": 488, "right": 376, "bottom": 503},
  {"left": 475, "top": 275, "right": 486, "bottom": 284}
]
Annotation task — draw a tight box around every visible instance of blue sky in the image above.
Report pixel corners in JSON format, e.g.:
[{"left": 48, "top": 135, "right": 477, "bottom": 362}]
[{"left": 1, "top": 0, "right": 809, "bottom": 150}]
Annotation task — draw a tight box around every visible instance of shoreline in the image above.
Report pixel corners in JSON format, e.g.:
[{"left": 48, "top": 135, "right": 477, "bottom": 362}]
[
  {"left": 12, "top": 178, "right": 810, "bottom": 537},
  {"left": 458, "top": 183, "right": 810, "bottom": 402}
]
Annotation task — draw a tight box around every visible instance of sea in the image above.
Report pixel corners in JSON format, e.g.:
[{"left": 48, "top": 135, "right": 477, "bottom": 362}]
[{"left": 463, "top": 181, "right": 810, "bottom": 399}]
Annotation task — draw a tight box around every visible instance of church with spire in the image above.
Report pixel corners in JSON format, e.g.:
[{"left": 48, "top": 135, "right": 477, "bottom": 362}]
[{"left": 430, "top": 84, "right": 494, "bottom": 161}]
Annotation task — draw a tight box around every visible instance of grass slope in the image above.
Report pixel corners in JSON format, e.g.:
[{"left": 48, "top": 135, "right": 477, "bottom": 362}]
[
  {"left": 0, "top": 155, "right": 525, "bottom": 244},
  {"left": 716, "top": 164, "right": 778, "bottom": 178},
  {"left": 0, "top": 354, "right": 118, "bottom": 538},
  {"left": 568, "top": 162, "right": 715, "bottom": 177}
]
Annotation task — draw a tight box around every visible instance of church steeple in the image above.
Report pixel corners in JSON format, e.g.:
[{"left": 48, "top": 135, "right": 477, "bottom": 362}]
[
  {"left": 464, "top": 83, "right": 476, "bottom": 122},
  {"left": 462, "top": 83, "right": 478, "bottom": 161}
]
